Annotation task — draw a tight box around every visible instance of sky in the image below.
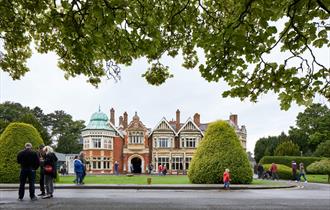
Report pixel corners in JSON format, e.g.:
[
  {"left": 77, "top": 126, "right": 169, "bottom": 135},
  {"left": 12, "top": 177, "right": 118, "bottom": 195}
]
[{"left": 0, "top": 48, "right": 329, "bottom": 154}]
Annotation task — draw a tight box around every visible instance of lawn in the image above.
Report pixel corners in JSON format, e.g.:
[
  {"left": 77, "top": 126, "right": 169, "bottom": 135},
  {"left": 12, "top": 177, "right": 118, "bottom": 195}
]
[
  {"left": 306, "top": 174, "right": 329, "bottom": 183},
  {"left": 57, "top": 175, "right": 286, "bottom": 185}
]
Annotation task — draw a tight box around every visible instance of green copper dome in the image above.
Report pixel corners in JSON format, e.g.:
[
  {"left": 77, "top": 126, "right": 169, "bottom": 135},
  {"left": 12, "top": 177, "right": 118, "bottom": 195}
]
[{"left": 85, "top": 111, "right": 114, "bottom": 131}]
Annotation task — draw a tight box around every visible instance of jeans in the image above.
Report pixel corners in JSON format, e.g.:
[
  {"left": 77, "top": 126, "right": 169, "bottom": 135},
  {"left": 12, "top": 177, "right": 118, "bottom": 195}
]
[
  {"left": 224, "top": 181, "right": 230, "bottom": 189},
  {"left": 44, "top": 175, "right": 54, "bottom": 195},
  {"left": 75, "top": 172, "right": 83, "bottom": 184},
  {"left": 299, "top": 173, "right": 307, "bottom": 181},
  {"left": 18, "top": 169, "right": 36, "bottom": 199}
]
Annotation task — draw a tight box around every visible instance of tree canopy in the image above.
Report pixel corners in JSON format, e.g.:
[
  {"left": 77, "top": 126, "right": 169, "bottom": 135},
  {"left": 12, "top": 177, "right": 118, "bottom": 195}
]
[
  {"left": 1, "top": 0, "right": 329, "bottom": 109},
  {"left": 0, "top": 102, "right": 85, "bottom": 153},
  {"left": 255, "top": 103, "right": 330, "bottom": 160}
]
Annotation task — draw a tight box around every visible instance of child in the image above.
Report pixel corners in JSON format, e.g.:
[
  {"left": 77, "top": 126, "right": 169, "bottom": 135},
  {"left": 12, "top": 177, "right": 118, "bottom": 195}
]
[{"left": 223, "top": 168, "right": 231, "bottom": 190}]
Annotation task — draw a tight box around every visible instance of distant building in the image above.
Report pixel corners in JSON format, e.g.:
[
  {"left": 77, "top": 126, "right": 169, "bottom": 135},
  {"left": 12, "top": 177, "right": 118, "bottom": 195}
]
[{"left": 82, "top": 108, "right": 247, "bottom": 174}]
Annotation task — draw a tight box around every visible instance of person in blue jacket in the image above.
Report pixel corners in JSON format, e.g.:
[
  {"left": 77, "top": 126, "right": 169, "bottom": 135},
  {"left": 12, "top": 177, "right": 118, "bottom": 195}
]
[{"left": 74, "top": 155, "right": 84, "bottom": 184}]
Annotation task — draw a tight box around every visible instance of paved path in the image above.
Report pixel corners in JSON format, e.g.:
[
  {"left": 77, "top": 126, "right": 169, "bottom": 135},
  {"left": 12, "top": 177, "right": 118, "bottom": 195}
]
[{"left": 0, "top": 182, "right": 329, "bottom": 209}]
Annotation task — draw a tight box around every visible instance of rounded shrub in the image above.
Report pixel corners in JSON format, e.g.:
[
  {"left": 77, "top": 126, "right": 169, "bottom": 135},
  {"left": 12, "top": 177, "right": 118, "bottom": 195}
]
[
  {"left": 188, "top": 121, "right": 252, "bottom": 184},
  {"left": 263, "top": 164, "right": 292, "bottom": 180},
  {"left": 307, "top": 159, "right": 330, "bottom": 183},
  {"left": 0, "top": 122, "right": 44, "bottom": 183}
]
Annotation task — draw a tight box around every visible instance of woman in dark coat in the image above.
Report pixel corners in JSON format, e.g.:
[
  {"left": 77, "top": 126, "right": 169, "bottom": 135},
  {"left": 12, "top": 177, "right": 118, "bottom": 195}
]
[{"left": 42, "top": 146, "right": 58, "bottom": 199}]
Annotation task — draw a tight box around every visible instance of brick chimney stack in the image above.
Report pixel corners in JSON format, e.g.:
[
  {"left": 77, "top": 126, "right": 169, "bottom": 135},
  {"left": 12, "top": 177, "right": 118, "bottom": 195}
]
[
  {"left": 123, "top": 112, "right": 128, "bottom": 129},
  {"left": 229, "top": 114, "right": 238, "bottom": 126},
  {"left": 110, "top": 108, "right": 115, "bottom": 125},
  {"left": 193, "top": 113, "right": 200, "bottom": 127},
  {"left": 119, "top": 116, "right": 123, "bottom": 127},
  {"left": 176, "top": 109, "right": 180, "bottom": 131}
]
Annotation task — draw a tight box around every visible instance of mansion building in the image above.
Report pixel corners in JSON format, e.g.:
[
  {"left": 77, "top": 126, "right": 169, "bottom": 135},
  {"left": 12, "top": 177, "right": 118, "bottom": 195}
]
[{"left": 82, "top": 109, "right": 247, "bottom": 174}]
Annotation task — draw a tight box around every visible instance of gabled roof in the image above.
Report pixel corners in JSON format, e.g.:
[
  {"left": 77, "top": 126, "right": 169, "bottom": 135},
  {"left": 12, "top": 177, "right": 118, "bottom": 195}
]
[
  {"left": 177, "top": 117, "right": 204, "bottom": 136},
  {"left": 108, "top": 121, "right": 124, "bottom": 138},
  {"left": 149, "top": 117, "right": 176, "bottom": 137}
]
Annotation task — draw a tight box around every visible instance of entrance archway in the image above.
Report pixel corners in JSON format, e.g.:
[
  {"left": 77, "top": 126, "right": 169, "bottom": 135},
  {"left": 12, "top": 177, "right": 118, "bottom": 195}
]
[{"left": 131, "top": 157, "right": 142, "bottom": 173}]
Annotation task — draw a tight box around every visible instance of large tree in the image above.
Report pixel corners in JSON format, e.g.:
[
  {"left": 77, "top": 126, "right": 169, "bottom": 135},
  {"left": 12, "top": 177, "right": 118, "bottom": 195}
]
[
  {"left": 47, "top": 111, "right": 85, "bottom": 153},
  {"left": 0, "top": 102, "right": 51, "bottom": 145},
  {"left": 1, "top": 1, "right": 329, "bottom": 109},
  {"left": 289, "top": 103, "right": 330, "bottom": 152}
]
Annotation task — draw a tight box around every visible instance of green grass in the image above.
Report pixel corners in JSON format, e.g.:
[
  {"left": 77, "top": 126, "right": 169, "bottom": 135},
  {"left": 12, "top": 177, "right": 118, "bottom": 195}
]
[
  {"left": 57, "top": 174, "right": 329, "bottom": 184},
  {"left": 58, "top": 175, "right": 191, "bottom": 184},
  {"left": 306, "top": 174, "right": 329, "bottom": 183}
]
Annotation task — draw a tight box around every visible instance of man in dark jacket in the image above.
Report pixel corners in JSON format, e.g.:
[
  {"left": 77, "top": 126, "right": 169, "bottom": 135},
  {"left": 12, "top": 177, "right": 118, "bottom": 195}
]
[{"left": 17, "top": 142, "right": 40, "bottom": 201}]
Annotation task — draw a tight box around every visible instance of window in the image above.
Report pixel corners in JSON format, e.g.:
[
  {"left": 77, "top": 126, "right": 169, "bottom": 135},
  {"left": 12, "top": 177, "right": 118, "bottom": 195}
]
[
  {"left": 84, "top": 139, "right": 89, "bottom": 149},
  {"left": 92, "top": 138, "right": 101, "bottom": 148},
  {"left": 129, "top": 131, "right": 143, "bottom": 144},
  {"left": 103, "top": 157, "right": 110, "bottom": 169},
  {"left": 181, "top": 138, "right": 196, "bottom": 148},
  {"left": 91, "top": 157, "right": 111, "bottom": 170},
  {"left": 186, "top": 138, "right": 196, "bottom": 148},
  {"left": 185, "top": 157, "right": 192, "bottom": 170},
  {"left": 172, "top": 157, "right": 183, "bottom": 170},
  {"left": 158, "top": 157, "right": 169, "bottom": 169},
  {"left": 104, "top": 138, "right": 112, "bottom": 149},
  {"left": 158, "top": 138, "right": 169, "bottom": 148}
]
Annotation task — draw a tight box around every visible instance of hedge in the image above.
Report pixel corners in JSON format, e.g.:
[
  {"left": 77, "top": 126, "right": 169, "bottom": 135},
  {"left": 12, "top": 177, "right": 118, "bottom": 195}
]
[
  {"left": 0, "top": 123, "right": 44, "bottom": 183},
  {"left": 259, "top": 156, "right": 324, "bottom": 173},
  {"left": 307, "top": 159, "right": 330, "bottom": 183},
  {"left": 263, "top": 164, "right": 292, "bottom": 180},
  {"left": 188, "top": 121, "right": 253, "bottom": 184}
]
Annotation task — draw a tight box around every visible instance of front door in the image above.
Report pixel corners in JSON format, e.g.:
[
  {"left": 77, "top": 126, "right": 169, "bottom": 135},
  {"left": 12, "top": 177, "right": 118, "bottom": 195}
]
[{"left": 131, "top": 157, "right": 142, "bottom": 173}]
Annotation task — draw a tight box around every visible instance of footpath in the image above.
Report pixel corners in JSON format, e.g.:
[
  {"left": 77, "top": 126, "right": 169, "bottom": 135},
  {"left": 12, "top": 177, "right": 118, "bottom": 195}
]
[{"left": 0, "top": 182, "right": 296, "bottom": 190}]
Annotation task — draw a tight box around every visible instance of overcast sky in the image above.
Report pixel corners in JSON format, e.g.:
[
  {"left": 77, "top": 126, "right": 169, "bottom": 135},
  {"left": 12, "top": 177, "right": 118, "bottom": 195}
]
[{"left": 0, "top": 47, "right": 329, "bottom": 154}]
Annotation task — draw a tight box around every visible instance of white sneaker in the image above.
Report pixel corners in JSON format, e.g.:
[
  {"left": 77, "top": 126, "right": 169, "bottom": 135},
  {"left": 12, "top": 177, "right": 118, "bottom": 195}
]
[{"left": 305, "top": 181, "right": 307, "bottom": 183}]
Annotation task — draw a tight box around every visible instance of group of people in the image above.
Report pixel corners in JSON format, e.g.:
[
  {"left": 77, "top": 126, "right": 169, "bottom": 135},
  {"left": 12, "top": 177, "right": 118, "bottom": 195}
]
[
  {"left": 17, "top": 143, "right": 58, "bottom": 201},
  {"left": 291, "top": 161, "right": 308, "bottom": 184},
  {"left": 256, "top": 161, "right": 308, "bottom": 184},
  {"left": 256, "top": 163, "right": 279, "bottom": 180},
  {"left": 158, "top": 164, "right": 168, "bottom": 176}
]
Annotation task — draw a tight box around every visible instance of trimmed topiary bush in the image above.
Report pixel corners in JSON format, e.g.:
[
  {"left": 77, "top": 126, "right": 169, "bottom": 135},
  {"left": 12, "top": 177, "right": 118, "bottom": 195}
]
[
  {"left": 263, "top": 164, "right": 292, "bottom": 180},
  {"left": 188, "top": 121, "right": 252, "bottom": 184},
  {"left": 307, "top": 159, "right": 330, "bottom": 183},
  {"left": 259, "top": 156, "right": 324, "bottom": 173},
  {"left": 0, "top": 122, "right": 44, "bottom": 183}
]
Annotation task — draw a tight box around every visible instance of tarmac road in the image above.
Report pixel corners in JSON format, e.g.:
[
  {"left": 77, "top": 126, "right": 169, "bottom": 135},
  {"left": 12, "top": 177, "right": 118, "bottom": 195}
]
[{"left": 0, "top": 183, "right": 329, "bottom": 210}]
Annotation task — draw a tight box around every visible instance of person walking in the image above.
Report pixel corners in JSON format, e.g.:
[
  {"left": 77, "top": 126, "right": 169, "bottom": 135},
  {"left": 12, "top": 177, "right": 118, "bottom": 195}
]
[
  {"left": 17, "top": 142, "right": 40, "bottom": 201},
  {"left": 114, "top": 161, "right": 119, "bottom": 175},
  {"left": 291, "top": 161, "right": 298, "bottom": 182},
  {"left": 223, "top": 168, "right": 231, "bottom": 190},
  {"left": 74, "top": 155, "right": 84, "bottom": 184},
  {"left": 270, "top": 163, "right": 279, "bottom": 180},
  {"left": 42, "top": 146, "right": 58, "bottom": 199},
  {"left": 79, "top": 151, "right": 87, "bottom": 184},
  {"left": 162, "top": 165, "right": 167, "bottom": 176},
  {"left": 148, "top": 163, "right": 154, "bottom": 175},
  {"left": 37, "top": 144, "right": 46, "bottom": 196},
  {"left": 299, "top": 162, "right": 308, "bottom": 183},
  {"left": 158, "top": 164, "right": 163, "bottom": 176}
]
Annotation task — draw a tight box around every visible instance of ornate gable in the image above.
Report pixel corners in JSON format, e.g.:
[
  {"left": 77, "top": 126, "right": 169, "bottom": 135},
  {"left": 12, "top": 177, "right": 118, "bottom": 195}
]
[
  {"left": 181, "top": 121, "right": 198, "bottom": 131},
  {"left": 127, "top": 112, "right": 147, "bottom": 131},
  {"left": 177, "top": 117, "right": 204, "bottom": 136}
]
